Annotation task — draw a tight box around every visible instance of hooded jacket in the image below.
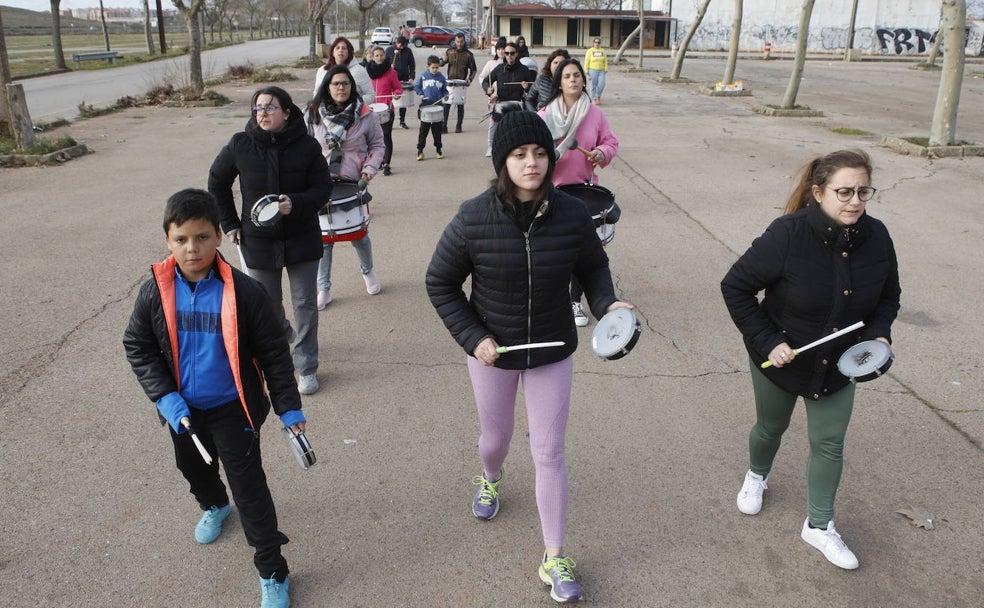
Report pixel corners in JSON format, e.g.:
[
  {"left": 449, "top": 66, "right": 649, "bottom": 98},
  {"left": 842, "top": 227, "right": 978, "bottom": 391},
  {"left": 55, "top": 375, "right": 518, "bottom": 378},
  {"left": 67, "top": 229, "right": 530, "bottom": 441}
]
[
  {"left": 208, "top": 103, "right": 332, "bottom": 270},
  {"left": 426, "top": 187, "right": 617, "bottom": 370},
  {"left": 721, "top": 204, "right": 901, "bottom": 399}
]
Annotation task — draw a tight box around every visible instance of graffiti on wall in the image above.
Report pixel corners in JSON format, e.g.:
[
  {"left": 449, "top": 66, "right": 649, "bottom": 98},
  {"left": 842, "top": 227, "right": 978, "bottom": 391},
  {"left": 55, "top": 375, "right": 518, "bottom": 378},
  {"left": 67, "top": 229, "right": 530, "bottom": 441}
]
[{"left": 876, "top": 27, "right": 937, "bottom": 54}]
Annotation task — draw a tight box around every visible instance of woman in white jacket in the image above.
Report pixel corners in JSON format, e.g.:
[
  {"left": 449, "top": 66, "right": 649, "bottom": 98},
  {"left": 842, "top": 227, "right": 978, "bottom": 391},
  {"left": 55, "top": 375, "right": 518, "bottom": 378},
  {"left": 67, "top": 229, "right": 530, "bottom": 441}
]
[{"left": 314, "top": 37, "right": 375, "bottom": 105}]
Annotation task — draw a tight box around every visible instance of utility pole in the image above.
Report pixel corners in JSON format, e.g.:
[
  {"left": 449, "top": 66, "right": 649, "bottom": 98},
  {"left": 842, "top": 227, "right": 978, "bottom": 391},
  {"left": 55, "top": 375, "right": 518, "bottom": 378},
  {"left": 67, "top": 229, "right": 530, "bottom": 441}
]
[{"left": 844, "top": 0, "right": 859, "bottom": 61}]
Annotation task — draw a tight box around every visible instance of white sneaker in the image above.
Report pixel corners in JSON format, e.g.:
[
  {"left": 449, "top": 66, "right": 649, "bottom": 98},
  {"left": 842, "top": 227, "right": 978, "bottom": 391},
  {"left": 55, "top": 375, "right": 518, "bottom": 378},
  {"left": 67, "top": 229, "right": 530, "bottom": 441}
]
[
  {"left": 297, "top": 374, "right": 319, "bottom": 395},
  {"left": 800, "top": 518, "right": 859, "bottom": 570},
  {"left": 485, "top": 147, "right": 492, "bottom": 157},
  {"left": 737, "top": 470, "right": 768, "bottom": 515},
  {"left": 363, "top": 270, "right": 381, "bottom": 295},
  {"left": 572, "top": 302, "right": 589, "bottom": 327},
  {"left": 317, "top": 290, "right": 332, "bottom": 310}
]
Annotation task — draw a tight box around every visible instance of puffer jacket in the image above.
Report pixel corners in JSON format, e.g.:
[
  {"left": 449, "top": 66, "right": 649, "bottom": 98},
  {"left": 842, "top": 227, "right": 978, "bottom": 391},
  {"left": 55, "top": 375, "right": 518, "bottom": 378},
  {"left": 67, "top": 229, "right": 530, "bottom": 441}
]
[
  {"left": 123, "top": 252, "right": 302, "bottom": 429},
  {"left": 208, "top": 104, "right": 332, "bottom": 270},
  {"left": 426, "top": 187, "right": 617, "bottom": 370},
  {"left": 386, "top": 45, "right": 416, "bottom": 82},
  {"left": 525, "top": 74, "right": 554, "bottom": 111},
  {"left": 721, "top": 204, "right": 901, "bottom": 400}
]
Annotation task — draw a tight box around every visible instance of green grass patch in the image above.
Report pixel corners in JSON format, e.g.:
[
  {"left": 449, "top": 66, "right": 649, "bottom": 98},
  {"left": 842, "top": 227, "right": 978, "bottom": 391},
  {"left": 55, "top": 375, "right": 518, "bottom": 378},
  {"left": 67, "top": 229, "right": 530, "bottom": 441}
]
[
  {"left": 831, "top": 127, "right": 873, "bottom": 136},
  {"left": 765, "top": 104, "right": 811, "bottom": 110},
  {"left": 251, "top": 67, "right": 297, "bottom": 83},
  {"left": 0, "top": 135, "right": 77, "bottom": 155},
  {"left": 294, "top": 57, "right": 323, "bottom": 69}
]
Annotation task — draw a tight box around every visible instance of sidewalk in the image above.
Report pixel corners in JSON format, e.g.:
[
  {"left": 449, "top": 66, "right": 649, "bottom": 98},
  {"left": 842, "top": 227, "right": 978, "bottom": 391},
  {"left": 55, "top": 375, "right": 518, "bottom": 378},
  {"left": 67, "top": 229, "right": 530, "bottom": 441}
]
[{"left": 0, "top": 53, "right": 982, "bottom": 607}]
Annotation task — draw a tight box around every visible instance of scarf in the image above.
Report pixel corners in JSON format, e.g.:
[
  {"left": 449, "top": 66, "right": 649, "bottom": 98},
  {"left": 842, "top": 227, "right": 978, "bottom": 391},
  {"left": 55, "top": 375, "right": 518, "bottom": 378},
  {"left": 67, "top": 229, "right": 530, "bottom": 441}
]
[
  {"left": 365, "top": 58, "right": 392, "bottom": 80},
  {"left": 542, "top": 92, "right": 591, "bottom": 160},
  {"left": 317, "top": 97, "right": 363, "bottom": 175}
]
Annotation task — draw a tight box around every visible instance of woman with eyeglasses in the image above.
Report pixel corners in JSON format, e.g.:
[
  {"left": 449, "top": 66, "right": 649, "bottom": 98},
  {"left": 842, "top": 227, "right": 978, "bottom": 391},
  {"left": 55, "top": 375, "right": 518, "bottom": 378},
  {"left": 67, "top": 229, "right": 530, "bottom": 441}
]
[
  {"left": 583, "top": 38, "right": 608, "bottom": 105},
  {"left": 721, "top": 149, "right": 901, "bottom": 571},
  {"left": 306, "top": 65, "right": 385, "bottom": 308},
  {"left": 315, "top": 36, "right": 375, "bottom": 105},
  {"left": 208, "top": 86, "right": 332, "bottom": 396}
]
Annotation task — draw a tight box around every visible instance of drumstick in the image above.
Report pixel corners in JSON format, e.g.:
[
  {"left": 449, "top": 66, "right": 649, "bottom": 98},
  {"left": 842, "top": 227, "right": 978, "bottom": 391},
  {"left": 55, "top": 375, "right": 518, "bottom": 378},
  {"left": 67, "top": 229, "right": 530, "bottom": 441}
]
[
  {"left": 181, "top": 417, "right": 214, "bottom": 465},
  {"left": 495, "top": 341, "right": 565, "bottom": 353},
  {"left": 760, "top": 321, "right": 865, "bottom": 369}
]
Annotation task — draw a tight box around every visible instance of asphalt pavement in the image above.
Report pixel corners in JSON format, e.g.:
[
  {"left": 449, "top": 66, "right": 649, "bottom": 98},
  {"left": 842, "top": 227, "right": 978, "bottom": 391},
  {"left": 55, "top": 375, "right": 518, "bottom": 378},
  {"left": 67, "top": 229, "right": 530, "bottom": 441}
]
[{"left": 1, "top": 46, "right": 983, "bottom": 607}]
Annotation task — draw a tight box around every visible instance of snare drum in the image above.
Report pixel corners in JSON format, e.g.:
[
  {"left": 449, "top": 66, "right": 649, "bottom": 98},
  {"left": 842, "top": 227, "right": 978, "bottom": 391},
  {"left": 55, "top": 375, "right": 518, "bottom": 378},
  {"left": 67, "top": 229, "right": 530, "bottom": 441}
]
[
  {"left": 837, "top": 340, "right": 894, "bottom": 382},
  {"left": 447, "top": 79, "right": 468, "bottom": 105},
  {"left": 250, "top": 194, "right": 281, "bottom": 227},
  {"left": 319, "top": 179, "right": 370, "bottom": 243},
  {"left": 392, "top": 83, "right": 415, "bottom": 109},
  {"left": 369, "top": 102, "right": 391, "bottom": 124},
  {"left": 591, "top": 308, "right": 642, "bottom": 360},
  {"left": 557, "top": 183, "right": 618, "bottom": 245},
  {"left": 420, "top": 104, "right": 444, "bottom": 123}
]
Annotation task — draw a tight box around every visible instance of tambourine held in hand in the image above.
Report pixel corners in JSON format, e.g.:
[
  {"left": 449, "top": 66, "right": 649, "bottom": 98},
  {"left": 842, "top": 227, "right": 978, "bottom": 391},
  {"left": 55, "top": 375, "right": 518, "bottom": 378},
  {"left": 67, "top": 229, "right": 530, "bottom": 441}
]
[
  {"left": 283, "top": 426, "right": 317, "bottom": 470},
  {"left": 837, "top": 340, "right": 894, "bottom": 382},
  {"left": 250, "top": 194, "right": 282, "bottom": 227},
  {"left": 591, "top": 308, "right": 641, "bottom": 360}
]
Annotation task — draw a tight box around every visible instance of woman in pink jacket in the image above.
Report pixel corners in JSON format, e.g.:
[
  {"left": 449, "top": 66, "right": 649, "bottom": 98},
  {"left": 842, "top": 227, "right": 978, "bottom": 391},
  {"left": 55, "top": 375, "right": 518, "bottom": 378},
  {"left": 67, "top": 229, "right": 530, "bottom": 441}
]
[
  {"left": 366, "top": 45, "right": 403, "bottom": 176},
  {"left": 306, "top": 65, "right": 386, "bottom": 308},
  {"left": 538, "top": 58, "right": 619, "bottom": 327}
]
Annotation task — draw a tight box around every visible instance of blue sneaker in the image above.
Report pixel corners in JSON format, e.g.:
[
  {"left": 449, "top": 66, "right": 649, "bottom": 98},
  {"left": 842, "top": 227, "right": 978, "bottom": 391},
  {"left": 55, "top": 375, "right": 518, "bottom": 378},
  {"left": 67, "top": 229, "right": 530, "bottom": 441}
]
[
  {"left": 539, "top": 554, "right": 582, "bottom": 603},
  {"left": 471, "top": 469, "right": 504, "bottom": 520},
  {"left": 194, "top": 504, "right": 231, "bottom": 544},
  {"left": 260, "top": 575, "right": 290, "bottom": 608}
]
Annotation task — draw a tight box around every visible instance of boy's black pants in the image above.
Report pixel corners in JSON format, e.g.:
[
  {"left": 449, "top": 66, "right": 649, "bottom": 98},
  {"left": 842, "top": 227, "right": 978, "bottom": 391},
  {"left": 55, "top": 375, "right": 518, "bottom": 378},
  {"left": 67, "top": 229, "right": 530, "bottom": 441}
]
[
  {"left": 417, "top": 120, "right": 443, "bottom": 152},
  {"left": 170, "top": 399, "right": 289, "bottom": 581}
]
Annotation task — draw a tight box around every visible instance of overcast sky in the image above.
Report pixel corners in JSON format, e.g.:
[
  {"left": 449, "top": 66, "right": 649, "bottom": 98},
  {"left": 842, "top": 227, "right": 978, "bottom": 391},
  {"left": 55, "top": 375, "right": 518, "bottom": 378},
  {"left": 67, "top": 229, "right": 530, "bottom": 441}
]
[{"left": 2, "top": 1, "right": 146, "bottom": 10}]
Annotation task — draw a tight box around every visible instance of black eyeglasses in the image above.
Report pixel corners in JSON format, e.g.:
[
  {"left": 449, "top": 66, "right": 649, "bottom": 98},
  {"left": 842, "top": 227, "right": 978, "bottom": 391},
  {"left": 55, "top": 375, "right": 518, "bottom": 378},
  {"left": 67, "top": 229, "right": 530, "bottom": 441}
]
[
  {"left": 252, "top": 104, "right": 280, "bottom": 114},
  {"left": 503, "top": 51, "right": 516, "bottom": 56},
  {"left": 825, "top": 186, "right": 877, "bottom": 202},
  {"left": 329, "top": 81, "right": 352, "bottom": 88}
]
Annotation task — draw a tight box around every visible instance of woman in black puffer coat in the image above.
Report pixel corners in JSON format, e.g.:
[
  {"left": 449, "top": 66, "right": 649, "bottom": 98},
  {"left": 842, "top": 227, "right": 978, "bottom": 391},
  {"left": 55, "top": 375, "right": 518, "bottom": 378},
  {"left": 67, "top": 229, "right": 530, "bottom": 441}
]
[
  {"left": 426, "top": 110, "right": 633, "bottom": 604},
  {"left": 721, "top": 149, "right": 900, "bottom": 571},
  {"left": 208, "top": 86, "right": 332, "bottom": 395}
]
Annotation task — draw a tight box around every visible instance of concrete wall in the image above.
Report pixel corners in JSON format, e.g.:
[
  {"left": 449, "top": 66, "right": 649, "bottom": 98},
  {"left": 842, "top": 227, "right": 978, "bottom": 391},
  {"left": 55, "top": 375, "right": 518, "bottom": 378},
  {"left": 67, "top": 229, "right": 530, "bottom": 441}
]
[{"left": 671, "top": 0, "right": 984, "bottom": 56}]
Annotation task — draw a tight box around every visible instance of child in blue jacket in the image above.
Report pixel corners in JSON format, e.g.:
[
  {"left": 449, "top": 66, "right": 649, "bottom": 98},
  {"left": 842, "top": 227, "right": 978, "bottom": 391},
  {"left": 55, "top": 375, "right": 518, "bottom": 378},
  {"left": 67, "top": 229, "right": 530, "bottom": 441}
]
[{"left": 414, "top": 55, "right": 448, "bottom": 160}]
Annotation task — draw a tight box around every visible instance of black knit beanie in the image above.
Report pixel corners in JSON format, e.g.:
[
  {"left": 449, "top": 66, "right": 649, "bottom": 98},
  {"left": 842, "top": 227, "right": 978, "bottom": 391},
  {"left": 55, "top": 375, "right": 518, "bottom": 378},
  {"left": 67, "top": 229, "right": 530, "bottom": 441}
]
[{"left": 491, "top": 110, "right": 556, "bottom": 174}]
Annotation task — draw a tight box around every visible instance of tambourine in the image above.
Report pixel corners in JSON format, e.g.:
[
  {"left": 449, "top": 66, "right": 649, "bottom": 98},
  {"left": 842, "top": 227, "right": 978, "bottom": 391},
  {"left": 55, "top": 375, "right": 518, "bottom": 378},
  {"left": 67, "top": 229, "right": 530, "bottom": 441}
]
[
  {"left": 250, "top": 194, "right": 281, "bottom": 227},
  {"left": 837, "top": 340, "right": 894, "bottom": 382},
  {"left": 283, "top": 427, "right": 317, "bottom": 470},
  {"left": 591, "top": 308, "right": 641, "bottom": 360}
]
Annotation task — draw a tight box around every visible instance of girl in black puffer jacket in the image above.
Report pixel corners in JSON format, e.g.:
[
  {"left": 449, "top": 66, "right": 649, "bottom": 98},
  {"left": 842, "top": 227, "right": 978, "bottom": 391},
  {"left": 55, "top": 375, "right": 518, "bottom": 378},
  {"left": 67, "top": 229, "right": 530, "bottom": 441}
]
[{"left": 426, "top": 110, "right": 633, "bottom": 604}]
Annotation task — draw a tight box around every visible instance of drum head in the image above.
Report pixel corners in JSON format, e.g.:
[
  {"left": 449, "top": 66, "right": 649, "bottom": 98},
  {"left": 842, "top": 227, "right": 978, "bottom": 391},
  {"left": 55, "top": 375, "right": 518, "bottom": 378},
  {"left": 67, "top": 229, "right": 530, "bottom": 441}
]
[
  {"left": 284, "top": 427, "right": 317, "bottom": 470},
  {"left": 250, "top": 194, "right": 281, "bottom": 227},
  {"left": 557, "top": 183, "right": 616, "bottom": 227},
  {"left": 837, "top": 340, "right": 894, "bottom": 382},
  {"left": 591, "top": 308, "right": 641, "bottom": 360}
]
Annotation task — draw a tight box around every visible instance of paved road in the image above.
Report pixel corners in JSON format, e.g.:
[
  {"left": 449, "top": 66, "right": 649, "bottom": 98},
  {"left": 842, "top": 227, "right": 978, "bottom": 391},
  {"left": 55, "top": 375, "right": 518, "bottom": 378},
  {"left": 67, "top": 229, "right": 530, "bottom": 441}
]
[{"left": 1, "top": 52, "right": 983, "bottom": 607}]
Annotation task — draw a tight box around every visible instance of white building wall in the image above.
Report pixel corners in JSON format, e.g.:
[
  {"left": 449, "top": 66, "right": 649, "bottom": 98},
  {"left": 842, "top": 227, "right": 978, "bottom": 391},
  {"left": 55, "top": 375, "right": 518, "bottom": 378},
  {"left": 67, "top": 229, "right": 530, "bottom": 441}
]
[{"left": 670, "top": 0, "right": 984, "bottom": 56}]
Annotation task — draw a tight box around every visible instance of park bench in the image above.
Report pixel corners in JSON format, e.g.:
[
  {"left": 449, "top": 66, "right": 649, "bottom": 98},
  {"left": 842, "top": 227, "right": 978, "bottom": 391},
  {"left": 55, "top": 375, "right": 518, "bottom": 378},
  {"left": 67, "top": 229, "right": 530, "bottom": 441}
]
[{"left": 71, "top": 51, "right": 120, "bottom": 68}]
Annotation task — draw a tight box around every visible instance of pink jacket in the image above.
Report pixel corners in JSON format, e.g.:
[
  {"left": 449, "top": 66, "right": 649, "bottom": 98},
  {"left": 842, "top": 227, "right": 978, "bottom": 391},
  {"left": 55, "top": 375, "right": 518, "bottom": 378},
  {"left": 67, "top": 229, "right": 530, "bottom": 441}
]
[
  {"left": 305, "top": 105, "right": 386, "bottom": 181},
  {"left": 538, "top": 104, "right": 619, "bottom": 186},
  {"left": 371, "top": 67, "right": 403, "bottom": 112}
]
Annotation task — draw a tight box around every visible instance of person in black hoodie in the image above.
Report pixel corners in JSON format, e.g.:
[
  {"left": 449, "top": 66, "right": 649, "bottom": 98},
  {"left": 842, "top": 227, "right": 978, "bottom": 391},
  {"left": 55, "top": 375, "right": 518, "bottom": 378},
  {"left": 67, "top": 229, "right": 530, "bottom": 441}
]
[
  {"left": 386, "top": 36, "right": 416, "bottom": 128},
  {"left": 208, "top": 86, "right": 332, "bottom": 396},
  {"left": 721, "top": 149, "right": 900, "bottom": 571},
  {"left": 426, "top": 110, "right": 633, "bottom": 604}
]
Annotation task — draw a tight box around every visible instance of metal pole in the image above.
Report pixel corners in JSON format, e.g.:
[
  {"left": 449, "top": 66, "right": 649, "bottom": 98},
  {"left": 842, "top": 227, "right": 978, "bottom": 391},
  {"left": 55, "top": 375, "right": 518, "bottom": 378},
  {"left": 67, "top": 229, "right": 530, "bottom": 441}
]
[{"left": 844, "top": 0, "right": 859, "bottom": 61}]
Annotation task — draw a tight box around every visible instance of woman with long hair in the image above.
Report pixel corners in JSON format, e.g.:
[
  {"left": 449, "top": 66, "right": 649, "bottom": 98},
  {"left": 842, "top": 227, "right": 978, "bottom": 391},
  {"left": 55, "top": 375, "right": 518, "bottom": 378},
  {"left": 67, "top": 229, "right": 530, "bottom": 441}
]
[
  {"left": 306, "top": 66, "right": 385, "bottom": 308},
  {"left": 426, "top": 109, "right": 633, "bottom": 604},
  {"left": 525, "top": 48, "right": 569, "bottom": 111},
  {"left": 721, "top": 149, "right": 901, "bottom": 570},
  {"left": 366, "top": 45, "right": 402, "bottom": 176},
  {"left": 314, "top": 36, "right": 375, "bottom": 105}
]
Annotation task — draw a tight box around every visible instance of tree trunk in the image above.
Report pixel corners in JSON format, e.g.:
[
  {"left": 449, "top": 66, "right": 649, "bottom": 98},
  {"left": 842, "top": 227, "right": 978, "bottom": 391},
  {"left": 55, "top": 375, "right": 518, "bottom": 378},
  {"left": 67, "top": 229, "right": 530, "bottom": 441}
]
[
  {"left": 143, "top": 0, "right": 156, "bottom": 54},
  {"left": 174, "top": 0, "right": 206, "bottom": 97},
  {"left": 671, "top": 0, "right": 712, "bottom": 80},
  {"left": 780, "top": 0, "right": 816, "bottom": 109},
  {"left": 614, "top": 25, "right": 641, "bottom": 63},
  {"left": 722, "top": 0, "right": 742, "bottom": 85},
  {"left": 927, "top": 6, "right": 945, "bottom": 66},
  {"left": 50, "top": 0, "right": 68, "bottom": 69},
  {"left": 1, "top": 9, "right": 13, "bottom": 138},
  {"left": 929, "top": 0, "right": 966, "bottom": 146},
  {"left": 637, "top": 1, "right": 644, "bottom": 68},
  {"left": 843, "top": 0, "right": 859, "bottom": 61},
  {"left": 99, "top": 0, "right": 112, "bottom": 52}
]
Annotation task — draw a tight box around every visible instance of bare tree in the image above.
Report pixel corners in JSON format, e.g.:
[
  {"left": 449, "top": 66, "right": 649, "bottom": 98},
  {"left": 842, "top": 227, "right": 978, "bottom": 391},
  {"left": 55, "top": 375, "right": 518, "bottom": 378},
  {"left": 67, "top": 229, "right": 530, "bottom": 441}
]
[
  {"left": 99, "top": 0, "right": 112, "bottom": 52},
  {"left": 926, "top": 5, "right": 946, "bottom": 66},
  {"left": 929, "top": 0, "right": 966, "bottom": 145},
  {"left": 670, "top": 0, "right": 712, "bottom": 80},
  {"left": 722, "top": 0, "right": 742, "bottom": 85},
  {"left": 1, "top": 7, "right": 11, "bottom": 137},
  {"left": 49, "top": 0, "right": 68, "bottom": 69},
  {"left": 143, "top": 0, "right": 157, "bottom": 54},
  {"left": 355, "top": 0, "right": 381, "bottom": 54},
  {"left": 239, "top": 0, "right": 264, "bottom": 39},
  {"left": 306, "top": 0, "right": 334, "bottom": 59},
  {"left": 172, "top": 0, "right": 207, "bottom": 96},
  {"left": 780, "top": 0, "right": 815, "bottom": 109}
]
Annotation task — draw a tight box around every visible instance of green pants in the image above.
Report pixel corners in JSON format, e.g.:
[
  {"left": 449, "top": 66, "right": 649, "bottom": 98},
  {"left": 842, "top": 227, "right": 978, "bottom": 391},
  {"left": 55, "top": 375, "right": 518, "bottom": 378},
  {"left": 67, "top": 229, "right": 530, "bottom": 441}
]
[{"left": 747, "top": 360, "right": 855, "bottom": 527}]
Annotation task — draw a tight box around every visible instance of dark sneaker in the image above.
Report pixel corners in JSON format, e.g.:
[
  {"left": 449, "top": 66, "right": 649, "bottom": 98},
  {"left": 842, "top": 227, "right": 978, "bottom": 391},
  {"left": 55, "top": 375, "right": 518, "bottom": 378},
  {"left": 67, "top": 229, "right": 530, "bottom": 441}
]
[
  {"left": 194, "top": 504, "right": 231, "bottom": 544},
  {"left": 455, "top": 126, "right": 463, "bottom": 133},
  {"left": 382, "top": 164, "right": 392, "bottom": 176},
  {"left": 400, "top": 122, "right": 409, "bottom": 129},
  {"left": 471, "top": 469, "right": 504, "bottom": 520},
  {"left": 259, "top": 575, "right": 290, "bottom": 608},
  {"left": 539, "top": 554, "right": 583, "bottom": 603}
]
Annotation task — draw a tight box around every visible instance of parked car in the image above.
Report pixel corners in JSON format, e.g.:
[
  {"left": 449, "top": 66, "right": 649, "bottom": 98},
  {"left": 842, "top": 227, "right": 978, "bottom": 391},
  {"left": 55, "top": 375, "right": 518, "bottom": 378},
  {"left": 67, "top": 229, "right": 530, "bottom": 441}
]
[
  {"left": 371, "top": 27, "right": 394, "bottom": 45},
  {"left": 409, "top": 25, "right": 457, "bottom": 47},
  {"left": 446, "top": 27, "right": 478, "bottom": 46}
]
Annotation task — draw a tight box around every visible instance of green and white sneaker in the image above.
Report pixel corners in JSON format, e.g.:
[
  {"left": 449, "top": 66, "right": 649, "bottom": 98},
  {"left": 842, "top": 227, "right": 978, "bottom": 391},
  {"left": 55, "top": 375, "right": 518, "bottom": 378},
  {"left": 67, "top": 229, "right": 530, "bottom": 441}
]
[
  {"left": 539, "top": 553, "right": 582, "bottom": 603},
  {"left": 471, "top": 468, "right": 504, "bottom": 520}
]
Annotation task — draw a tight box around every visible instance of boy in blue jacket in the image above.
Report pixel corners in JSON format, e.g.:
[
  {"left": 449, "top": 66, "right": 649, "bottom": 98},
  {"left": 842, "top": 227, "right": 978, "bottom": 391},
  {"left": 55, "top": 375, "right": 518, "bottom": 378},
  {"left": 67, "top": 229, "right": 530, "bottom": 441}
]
[
  {"left": 123, "top": 188, "right": 306, "bottom": 608},
  {"left": 414, "top": 55, "right": 448, "bottom": 160}
]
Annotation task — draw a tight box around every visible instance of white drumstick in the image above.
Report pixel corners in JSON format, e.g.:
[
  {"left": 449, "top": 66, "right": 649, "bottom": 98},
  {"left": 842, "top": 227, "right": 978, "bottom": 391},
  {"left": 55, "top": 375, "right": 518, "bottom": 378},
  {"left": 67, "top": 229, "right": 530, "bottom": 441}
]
[
  {"left": 181, "top": 417, "right": 213, "bottom": 465},
  {"left": 496, "top": 341, "right": 565, "bottom": 353},
  {"left": 761, "top": 321, "right": 865, "bottom": 369}
]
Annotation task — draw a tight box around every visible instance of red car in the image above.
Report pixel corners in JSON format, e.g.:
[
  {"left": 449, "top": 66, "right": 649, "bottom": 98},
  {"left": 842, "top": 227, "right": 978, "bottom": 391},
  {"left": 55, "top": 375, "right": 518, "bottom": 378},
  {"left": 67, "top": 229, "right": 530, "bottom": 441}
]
[{"left": 409, "top": 26, "right": 457, "bottom": 48}]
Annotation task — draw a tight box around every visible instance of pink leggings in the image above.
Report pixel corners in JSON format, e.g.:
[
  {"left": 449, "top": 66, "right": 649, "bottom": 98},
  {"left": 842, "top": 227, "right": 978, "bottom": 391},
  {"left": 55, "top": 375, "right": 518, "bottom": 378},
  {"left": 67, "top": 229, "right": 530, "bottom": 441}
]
[{"left": 467, "top": 356, "right": 573, "bottom": 548}]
